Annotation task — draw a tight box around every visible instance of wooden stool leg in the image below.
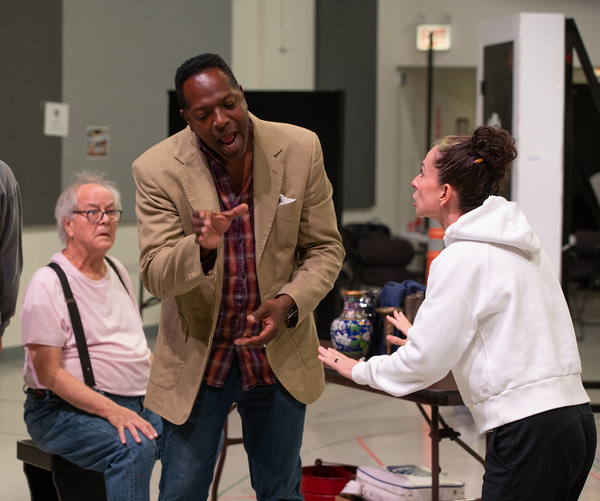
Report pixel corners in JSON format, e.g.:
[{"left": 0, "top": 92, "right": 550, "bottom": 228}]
[
  {"left": 23, "top": 463, "right": 59, "bottom": 501},
  {"left": 18, "top": 438, "right": 107, "bottom": 501},
  {"left": 53, "top": 468, "right": 107, "bottom": 501}
]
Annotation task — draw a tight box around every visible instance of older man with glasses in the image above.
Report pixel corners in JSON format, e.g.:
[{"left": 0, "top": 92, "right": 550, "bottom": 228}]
[{"left": 21, "top": 171, "right": 162, "bottom": 501}]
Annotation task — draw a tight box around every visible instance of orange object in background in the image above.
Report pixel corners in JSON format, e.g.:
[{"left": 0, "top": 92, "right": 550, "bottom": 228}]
[{"left": 426, "top": 226, "right": 445, "bottom": 283}]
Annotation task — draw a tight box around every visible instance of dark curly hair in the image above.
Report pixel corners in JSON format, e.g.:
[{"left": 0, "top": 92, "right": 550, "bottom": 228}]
[
  {"left": 434, "top": 126, "right": 517, "bottom": 213},
  {"left": 175, "top": 53, "right": 239, "bottom": 111}
]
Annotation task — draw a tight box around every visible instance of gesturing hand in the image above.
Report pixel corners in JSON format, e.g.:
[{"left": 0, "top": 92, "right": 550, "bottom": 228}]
[
  {"left": 236, "top": 295, "right": 293, "bottom": 349},
  {"left": 192, "top": 203, "right": 249, "bottom": 249},
  {"left": 386, "top": 310, "right": 412, "bottom": 343}
]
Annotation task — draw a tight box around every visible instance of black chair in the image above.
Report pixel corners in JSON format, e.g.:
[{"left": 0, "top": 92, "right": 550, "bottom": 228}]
[
  {"left": 355, "top": 236, "right": 417, "bottom": 288},
  {"left": 341, "top": 223, "right": 418, "bottom": 289},
  {"left": 567, "top": 229, "right": 600, "bottom": 338}
]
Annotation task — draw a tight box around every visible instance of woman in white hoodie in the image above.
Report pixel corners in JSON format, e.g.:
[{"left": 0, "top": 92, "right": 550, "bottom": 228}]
[{"left": 319, "top": 126, "right": 596, "bottom": 500}]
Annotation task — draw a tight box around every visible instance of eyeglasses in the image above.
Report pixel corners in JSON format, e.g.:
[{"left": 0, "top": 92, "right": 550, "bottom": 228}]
[{"left": 72, "top": 210, "right": 123, "bottom": 223}]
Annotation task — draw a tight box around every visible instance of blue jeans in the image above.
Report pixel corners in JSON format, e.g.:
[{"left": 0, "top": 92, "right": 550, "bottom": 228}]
[
  {"left": 159, "top": 362, "right": 306, "bottom": 501},
  {"left": 24, "top": 389, "right": 162, "bottom": 501}
]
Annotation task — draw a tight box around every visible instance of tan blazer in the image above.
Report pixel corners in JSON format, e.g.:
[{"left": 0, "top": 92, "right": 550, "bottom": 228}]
[{"left": 132, "top": 114, "right": 345, "bottom": 424}]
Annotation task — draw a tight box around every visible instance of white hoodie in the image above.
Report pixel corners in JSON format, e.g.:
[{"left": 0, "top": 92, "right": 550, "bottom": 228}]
[{"left": 352, "top": 196, "right": 590, "bottom": 434}]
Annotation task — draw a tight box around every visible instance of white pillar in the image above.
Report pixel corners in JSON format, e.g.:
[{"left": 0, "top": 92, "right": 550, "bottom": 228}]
[{"left": 478, "top": 13, "right": 565, "bottom": 277}]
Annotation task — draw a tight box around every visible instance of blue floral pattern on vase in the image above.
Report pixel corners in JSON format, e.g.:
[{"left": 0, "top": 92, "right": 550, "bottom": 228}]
[{"left": 330, "top": 290, "right": 373, "bottom": 359}]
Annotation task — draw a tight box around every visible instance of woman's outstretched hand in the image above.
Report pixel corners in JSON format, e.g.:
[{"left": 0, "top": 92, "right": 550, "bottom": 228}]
[{"left": 317, "top": 346, "right": 360, "bottom": 379}]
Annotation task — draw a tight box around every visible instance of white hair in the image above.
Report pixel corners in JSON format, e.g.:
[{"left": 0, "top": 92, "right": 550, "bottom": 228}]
[{"left": 54, "top": 171, "right": 122, "bottom": 244}]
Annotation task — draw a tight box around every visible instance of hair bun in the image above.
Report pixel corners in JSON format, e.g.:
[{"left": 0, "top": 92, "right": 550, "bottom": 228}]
[
  {"left": 434, "top": 125, "right": 517, "bottom": 213},
  {"left": 471, "top": 126, "right": 517, "bottom": 167}
]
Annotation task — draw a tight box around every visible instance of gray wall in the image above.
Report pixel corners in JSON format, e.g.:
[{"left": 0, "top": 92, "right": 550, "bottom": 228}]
[
  {"left": 62, "top": 0, "right": 232, "bottom": 223},
  {"left": 0, "top": 0, "right": 232, "bottom": 225},
  {"left": 2, "top": 0, "right": 375, "bottom": 221}
]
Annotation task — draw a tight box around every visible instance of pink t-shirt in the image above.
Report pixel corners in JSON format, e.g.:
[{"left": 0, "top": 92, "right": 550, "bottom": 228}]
[{"left": 21, "top": 252, "right": 152, "bottom": 396}]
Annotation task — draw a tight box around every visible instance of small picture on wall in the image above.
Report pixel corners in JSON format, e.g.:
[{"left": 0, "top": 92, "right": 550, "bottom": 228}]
[{"left": 86, "top": 126, "right": 110, "bottom": 159}]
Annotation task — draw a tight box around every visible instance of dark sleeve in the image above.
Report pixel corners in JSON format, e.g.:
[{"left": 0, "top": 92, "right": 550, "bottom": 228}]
[{"left": 0, "top": 161, "right": 23, "bottom": 337}]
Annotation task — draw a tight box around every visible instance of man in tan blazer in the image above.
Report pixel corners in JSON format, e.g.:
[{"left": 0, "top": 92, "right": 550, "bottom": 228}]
[{"left": 132, "top": 53, "right": 344, "bottom": 501}]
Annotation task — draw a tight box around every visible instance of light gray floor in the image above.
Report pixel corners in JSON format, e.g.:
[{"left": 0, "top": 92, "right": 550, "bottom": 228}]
[{"left": 2, "top": 295, "right": 600, "bottom": 500}]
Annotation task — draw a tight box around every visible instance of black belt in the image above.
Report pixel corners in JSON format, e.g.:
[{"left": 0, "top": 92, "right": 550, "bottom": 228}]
[
  {"left": 26, "top": 388, "right": 59, "bottom": 398},
  {"left": 27, "top": 387, "right": 144, "bottom": 404}
]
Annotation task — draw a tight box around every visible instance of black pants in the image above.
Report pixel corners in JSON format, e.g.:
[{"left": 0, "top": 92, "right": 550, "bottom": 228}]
[{"left": 482, "top": 403, "right": 596, "bottom": 500}]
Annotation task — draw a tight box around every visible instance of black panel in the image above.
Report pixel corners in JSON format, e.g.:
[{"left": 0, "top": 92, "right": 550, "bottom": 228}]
[
  {"left": 0, "top": 1, "right": 62, "bottom": 225},
  {"left": 169, "top": 91, "right": 185, "bottom": 137},
  {"left": 570, "top": 84, "right": 600, "bottom": 231},
  {"left": 482, "top": 41, "right": 514, "bottom": 200},
  {"left": 316, "top": 0, "right": 376, "bottom": 209},
  {"left": 483, "top": 42, "right": 514, "bottom": 133}
]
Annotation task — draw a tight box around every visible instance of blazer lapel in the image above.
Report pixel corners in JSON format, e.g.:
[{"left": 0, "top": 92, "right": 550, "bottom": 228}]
[
  {"left": 175, "top": 127, "right": 221, "bottom": 213},
  {"left": 252, "top": 116, "right": 283, "bottom": 266}
]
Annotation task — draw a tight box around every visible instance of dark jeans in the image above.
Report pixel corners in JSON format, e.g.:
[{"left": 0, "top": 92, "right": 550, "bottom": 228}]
[
  {"left": 158, "top": 362, "right": 306, "bottom": 501},
  {"left": 482, "top": 403, "right": 597, "bottom": 501}
]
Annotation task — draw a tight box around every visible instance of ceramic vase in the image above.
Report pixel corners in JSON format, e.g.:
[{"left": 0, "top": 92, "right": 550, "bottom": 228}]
[{"left": 330, "top": 290, "right": 373, "bottom": 359}]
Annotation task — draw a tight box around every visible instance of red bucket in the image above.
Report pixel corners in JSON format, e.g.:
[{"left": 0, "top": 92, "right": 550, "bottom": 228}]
[{"left": 300, "top": 463, "right": 354, "bottom": 501}]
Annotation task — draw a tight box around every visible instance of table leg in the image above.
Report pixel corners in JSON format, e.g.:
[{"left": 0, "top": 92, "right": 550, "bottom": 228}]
[
  {"left": 430, "top": 405, "right": 440, "bottom": 501},
  {"left": 212, "top": 405, "right": 243, "bottom": 501}
]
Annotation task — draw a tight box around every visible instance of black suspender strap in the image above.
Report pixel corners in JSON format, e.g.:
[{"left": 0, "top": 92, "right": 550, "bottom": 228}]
[
  {"left": 46, "top": 257, "right": 129, "bottom": 388},
  {"left": 105, "top": 256, "right": 128, "bottom": 293},
  {"left": 47, "top": 262, "right": 96, "bottom": 387}
]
